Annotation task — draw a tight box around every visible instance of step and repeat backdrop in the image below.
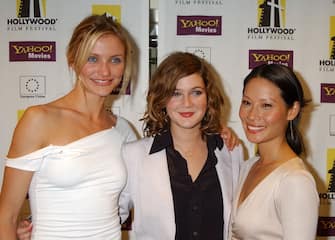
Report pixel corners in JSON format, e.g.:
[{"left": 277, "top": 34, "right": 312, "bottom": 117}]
[
  {"left": 157, "top": 0, "right": 334, "bottom": 238},
  {"left": 0, "top": 0, "right": 335, "bottom": 238},
  {"left": 0, "top": 0, "right": 148, "bottom": 183}
]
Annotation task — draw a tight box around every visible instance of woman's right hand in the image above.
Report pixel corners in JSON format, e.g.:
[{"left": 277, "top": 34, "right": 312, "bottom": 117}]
[{"left": 17, "top": 219, "right": 32, "bottom": 240}]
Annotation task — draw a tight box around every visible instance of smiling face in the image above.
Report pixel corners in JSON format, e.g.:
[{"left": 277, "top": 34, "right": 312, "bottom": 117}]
[
  {"left": 77, "top": 34, "right": 125, "bottom": 97},
  {"left": 239, "top": 77, "right": 297, "bottom": 147},
  {"left": 166, "top": 73, "right": 207, "bottom": 133}
]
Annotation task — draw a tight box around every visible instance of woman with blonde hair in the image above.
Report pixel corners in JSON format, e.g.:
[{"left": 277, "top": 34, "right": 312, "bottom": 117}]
[{"left": 0, "top": 14, "right": 136, "bottom": 239}]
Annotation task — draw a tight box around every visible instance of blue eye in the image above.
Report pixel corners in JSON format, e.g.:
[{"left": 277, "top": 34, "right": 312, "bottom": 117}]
[
  {"left": 192, "top": 90, "right": 203, "bottom": 96},
  {"left": 111, "top": 57, "right": 122, "bottom": 64},
  {"left": 87, "top": 56, "right": 97, "bottom": 63}
]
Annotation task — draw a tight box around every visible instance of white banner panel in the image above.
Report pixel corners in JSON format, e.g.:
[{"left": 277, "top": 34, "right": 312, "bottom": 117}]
[
  {"left": 0, "top": 0, "right": 149, "bottom": 186},
  {"left": 158, "top": 0, "right": 335, "bottom": 238}
]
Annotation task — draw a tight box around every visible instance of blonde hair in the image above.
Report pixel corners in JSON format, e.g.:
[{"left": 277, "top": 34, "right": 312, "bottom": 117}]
[{"left": 66, "top": 14, "right": 133, "bottom": 92}]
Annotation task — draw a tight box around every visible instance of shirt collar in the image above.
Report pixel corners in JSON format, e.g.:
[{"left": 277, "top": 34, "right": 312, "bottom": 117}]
[{"left": 150, "top": 129, "right": 224, "bottom": 154}]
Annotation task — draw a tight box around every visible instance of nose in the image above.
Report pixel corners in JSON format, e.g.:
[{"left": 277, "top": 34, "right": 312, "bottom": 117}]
[
  {"left": 182, "top": 94, "right": 192, "bottom": 107},
  {"left": 246, "top": 106, "right": 259, "bottom": 120},
  {"left": 97, "top": 62, "right": 110, "bottom": 77}
]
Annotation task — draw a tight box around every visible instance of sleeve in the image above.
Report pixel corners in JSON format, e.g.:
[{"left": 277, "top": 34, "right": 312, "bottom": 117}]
[
  {"left": 116, "top": 116, "right": 138, "bottom": 143},
  {"left": 229, "top": 145, "right": 244, "bottom": 195},
  {"left": 5, "top": 147, "right": 49, "bottom": 171},
  {"left": 275, "top": 170, "right": 320, "bottom": 240},
  {"left": 119, "top": 143, "right": 134, "bottom": 224}
]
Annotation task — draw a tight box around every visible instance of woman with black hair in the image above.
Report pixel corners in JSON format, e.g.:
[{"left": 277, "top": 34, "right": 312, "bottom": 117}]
[{"left": 231, "top": 64, "right": 319, "bottom": 240}]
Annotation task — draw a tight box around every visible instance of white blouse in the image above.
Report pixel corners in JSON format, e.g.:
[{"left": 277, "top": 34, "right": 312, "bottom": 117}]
[
  {"left": 6, "top": 117, "right": 136, "bottom": 240},
  {"left": 231, "top": 157, "right": 319, "bottom": 240}
]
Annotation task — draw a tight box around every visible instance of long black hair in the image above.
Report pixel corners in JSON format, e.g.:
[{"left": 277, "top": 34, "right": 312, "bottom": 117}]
[{"left": 243, "top": 64, "right": 308, "bottom": 155}]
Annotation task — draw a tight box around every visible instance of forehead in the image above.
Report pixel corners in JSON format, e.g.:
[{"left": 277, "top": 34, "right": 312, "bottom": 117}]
[
  {"left": 244, "top": 77, "right": 282, "bottom": 99},
  {"left": 175, "top": 73, "right": 205, "bottom": 89},
  {"left": 91, "top": 34, "right": 125, "bottom": 54}
]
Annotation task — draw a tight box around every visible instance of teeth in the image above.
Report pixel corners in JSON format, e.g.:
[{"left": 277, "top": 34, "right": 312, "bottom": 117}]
[
  {"left": 94, "top": 79, "right": 109, "bottom": 83},
  {"left": 247, "top": 125, "right": 264, "bottom": 131}
]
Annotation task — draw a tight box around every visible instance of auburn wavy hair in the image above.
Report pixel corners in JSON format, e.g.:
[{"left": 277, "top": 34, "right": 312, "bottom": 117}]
[{"left": 142, "top": 51, "right": 225, "bottom": 137}]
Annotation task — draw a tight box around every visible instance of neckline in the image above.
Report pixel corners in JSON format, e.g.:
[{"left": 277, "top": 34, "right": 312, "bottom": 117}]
[{"left": 236, "top": 157, "right": 299, "bottom": 209}]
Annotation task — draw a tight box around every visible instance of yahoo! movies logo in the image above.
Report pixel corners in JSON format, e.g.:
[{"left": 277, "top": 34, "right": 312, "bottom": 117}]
[
  {"left": 319, "top": 16, "right": 335, "bottom": 72},
  {"left": 321, "top": 83, "right": 335, "bottom": 103},
  {"left": 177, "top": 16, "right": 222, "bottom": 35},
  {"left": 248, "top": 0, "right": 295, "bottom": 40},
  {"left": 9, "top": 41, "right": 56, "bottom": 62},
  {"left": 7, "top": 0, "right": 57, "bottom": 31},
  {"left": 318, "top": 217, "right": 335, "bottom": 237},
  {"left": 249, "top": 49, "right": 293, "bottom": 68}
]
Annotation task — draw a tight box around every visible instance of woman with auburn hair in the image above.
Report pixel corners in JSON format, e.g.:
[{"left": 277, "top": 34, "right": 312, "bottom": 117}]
[
  {"left": 12, "top": 35, "right": 239, "bottom": 240},
  {"left": 119, "top": 51, "right": 243, "bottom": 240}
]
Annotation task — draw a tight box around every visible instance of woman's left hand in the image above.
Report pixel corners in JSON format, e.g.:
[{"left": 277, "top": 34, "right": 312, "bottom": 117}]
[{"left": 221, "top": 126, "right": 240, "bottom": 151}]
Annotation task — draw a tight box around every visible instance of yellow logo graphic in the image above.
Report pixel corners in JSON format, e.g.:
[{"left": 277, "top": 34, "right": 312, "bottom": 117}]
[
  {"left": 257, "top": 0, "right": 286, "bottom": 28},
  {"left": 17, "top": 109, "right": 25, "bottom": 120},
  {"left": 327, "top": 148, "right": 335, "bottom": 191},
  {"left": 92, "top": 5, "right": 121, "bottom": 22},
  {"left": 330, "top": 16, "right": 335, "bottom": 59},
  {"left": 17, "top": 0, "right": 47, "bottom": 18}
]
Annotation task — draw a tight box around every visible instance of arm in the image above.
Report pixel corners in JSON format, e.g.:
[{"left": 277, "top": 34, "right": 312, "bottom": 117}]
[
  {"left": 0, "top": 107, "right": 47, "bottom": 239},
  {"left": 119, "top": 143, "right": 134, "bottom": 224},
  {"left": 0, "top": 168, "right": 34, "bottom": 240},
  {"left": 220, "top": 126, "right": 240, "bottom": 151},
  {"left": 276, "top": 170, "right": 320, "bottom": 240}
]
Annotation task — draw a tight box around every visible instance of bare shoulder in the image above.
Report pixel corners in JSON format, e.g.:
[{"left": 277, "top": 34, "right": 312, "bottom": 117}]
[
  {"left": 20, "top": 104, "right": 59, "bottom": 129},
  {"left": 7, "top": 104, "right": 58, "bottom": 157}
]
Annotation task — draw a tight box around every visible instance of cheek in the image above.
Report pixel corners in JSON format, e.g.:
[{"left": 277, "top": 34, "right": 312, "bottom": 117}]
[
  {"left": 238, "top": 106, "right": 246, "bottom": 120},
  {"left": 198, "top": 95, "right": 207, "bottom": 108},
  {"left": 113, "top": 64, "right": 125, "bottom": 77},
  {"left": 166, "top": 99, "right": 177, "bottom": 114},
  {"left": 264, "top": 111, "right": 286, "bottom": 124},
  {"left": 79, "top": 64, "right": 93, "bottom": 77}
]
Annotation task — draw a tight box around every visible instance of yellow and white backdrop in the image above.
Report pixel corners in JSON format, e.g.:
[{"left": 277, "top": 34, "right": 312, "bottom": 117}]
[
  {"left": 158, "top": 0, "right": 335, "bottom": 238},
  {"left": 1, "top": 0, "right": 335, "bottom": 238},
  {"left": 0, "top": 1, "right": 148, "bottom": 184}
]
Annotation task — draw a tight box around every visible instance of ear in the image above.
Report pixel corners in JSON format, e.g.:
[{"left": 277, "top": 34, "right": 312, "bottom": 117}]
[{"left": 287, "top": 101, "right": 300, "bottom": 121}]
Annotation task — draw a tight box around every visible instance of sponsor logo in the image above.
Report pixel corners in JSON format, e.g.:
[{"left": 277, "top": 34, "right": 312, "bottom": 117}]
[
  {"left": 319, "top": 16, "right": 335, "bottom": 72},
  {"left": 17, "top": 109, "right": 25, "bottom": 121},
  {"left": 20, "top": 75, "right": 46, "bottom": 97},
  {"left": 318, "top": 217, "right": 335, "bottom": 236},
  {"left": 249, "top": 49, "right": 293, "bottom": 68},
  {"left": 186, "top": 47, "right": 211, "bottom": 62},
  {"left": 177, "top": 16, "right": 222, "bottom": 35},
  {"left": 92, "top": 4, "right": 121, "bottom": 22},
  {"left": 321, "top": 83, "right": 335, "bottom": 103},
  {"left": 174, "top": 0, "right": 223, "bottom": 6},
  {"left": 319, "top": 149, "right": 335, "bottom": 203},
  {"left": 9, "top": 41, "right": 56, "bottom": 62},
  {"left": 7, "top": 0, "right": 57, "bottom": 31},
  {"left": 247, "top": 0, "right": 295, "bottom": 40}
]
